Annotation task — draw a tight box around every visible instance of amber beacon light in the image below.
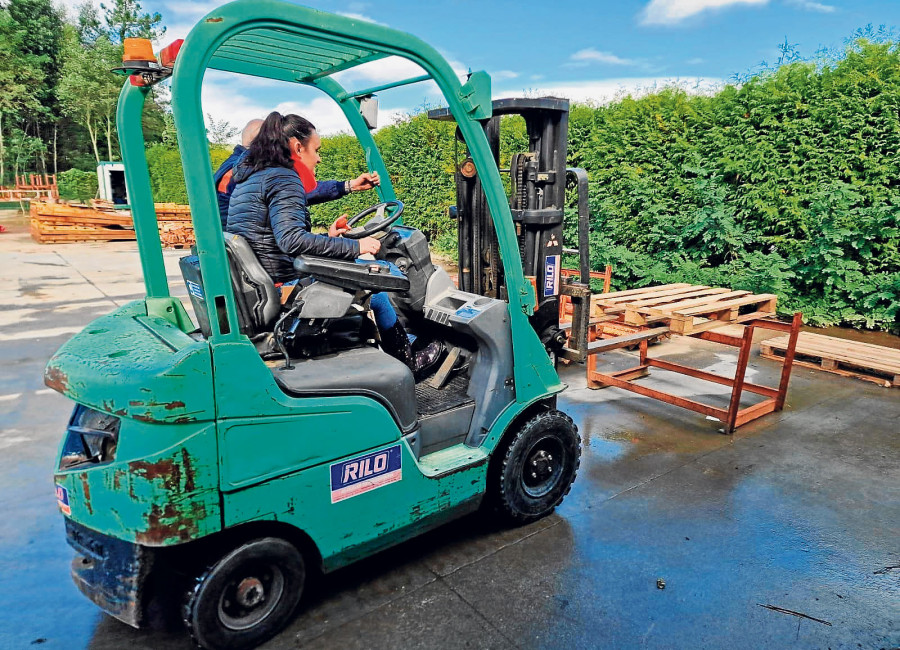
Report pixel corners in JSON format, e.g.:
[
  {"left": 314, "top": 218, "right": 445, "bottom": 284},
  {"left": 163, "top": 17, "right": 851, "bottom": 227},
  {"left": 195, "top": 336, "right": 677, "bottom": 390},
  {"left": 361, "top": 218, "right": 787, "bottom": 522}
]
[{"left": 113, "top": 38, "right": 183, "bottom": 87}]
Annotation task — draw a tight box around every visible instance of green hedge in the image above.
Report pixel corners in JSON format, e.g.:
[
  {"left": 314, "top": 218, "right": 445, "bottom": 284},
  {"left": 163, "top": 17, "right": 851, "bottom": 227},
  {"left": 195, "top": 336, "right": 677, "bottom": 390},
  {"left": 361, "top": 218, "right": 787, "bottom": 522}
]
[
  {"left": 569, "top": 40, "right": 900, "bottom": 331},
  {"left": 144, "top": 144, "right": 233, "bottom": 203},
  {"left": 61, "top": 37, "right": 898, "bottom": 332},
  {"left": 57, "top": 168, "right": 97, "bottom": 202}
]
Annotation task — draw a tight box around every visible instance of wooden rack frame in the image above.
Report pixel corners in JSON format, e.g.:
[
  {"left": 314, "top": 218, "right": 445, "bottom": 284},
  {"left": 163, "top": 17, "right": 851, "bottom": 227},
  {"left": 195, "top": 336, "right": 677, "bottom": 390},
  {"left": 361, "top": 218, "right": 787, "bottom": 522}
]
[{"left": 586, "top": 313, "right": 803, "bottom": 434}]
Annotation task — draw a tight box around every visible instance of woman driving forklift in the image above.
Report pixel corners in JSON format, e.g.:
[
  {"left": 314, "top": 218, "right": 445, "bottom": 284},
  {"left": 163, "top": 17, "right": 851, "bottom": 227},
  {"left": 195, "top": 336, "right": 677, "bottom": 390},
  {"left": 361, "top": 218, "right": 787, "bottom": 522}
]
[{"left": 225, "top": 111, "right": 443, "bottom": 378}]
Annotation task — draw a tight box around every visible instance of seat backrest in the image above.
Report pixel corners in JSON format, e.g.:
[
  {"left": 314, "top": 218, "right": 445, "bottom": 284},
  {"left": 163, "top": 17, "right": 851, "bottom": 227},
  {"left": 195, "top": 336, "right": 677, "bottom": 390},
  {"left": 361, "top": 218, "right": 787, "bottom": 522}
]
[{"left": 222, "top": 232, "right": 281, "bottom": 335}]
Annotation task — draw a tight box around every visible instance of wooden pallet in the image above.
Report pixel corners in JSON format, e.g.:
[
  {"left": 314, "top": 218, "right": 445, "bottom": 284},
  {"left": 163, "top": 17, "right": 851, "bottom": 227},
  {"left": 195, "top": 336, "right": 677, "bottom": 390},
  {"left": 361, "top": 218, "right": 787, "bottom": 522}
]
[
  {"left": 761, "top": 332, "right": 900, "bottom": 388},
  {"left": 589, "top": 283, "right": 777, "bottom": 335},
  {"left": 30, "top": 201, "right": 195, "bottom": 248}
]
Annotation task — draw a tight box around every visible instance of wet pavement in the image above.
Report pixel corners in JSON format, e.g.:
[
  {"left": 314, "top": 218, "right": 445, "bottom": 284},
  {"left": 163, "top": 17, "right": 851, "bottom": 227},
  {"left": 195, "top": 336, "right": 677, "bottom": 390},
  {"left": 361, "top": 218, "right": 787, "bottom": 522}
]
[{"left": 0, "top": 221, "right": 898, "bottom": 649}]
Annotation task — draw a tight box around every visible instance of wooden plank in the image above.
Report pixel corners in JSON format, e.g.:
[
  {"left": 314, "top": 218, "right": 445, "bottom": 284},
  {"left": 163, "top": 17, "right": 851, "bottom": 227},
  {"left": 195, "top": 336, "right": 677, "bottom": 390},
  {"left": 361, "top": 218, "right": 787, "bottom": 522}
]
[
  {"left": 639, "top": 290, "right": 751, "bottom": 316},
  {"left": 605, "top": 287, "right": 733, "bottom": 313},
  {"left": 669, "top": 309, "right": 774, "bottom": 336},
  {"left": 595, "top": 284, "right": 702, "bottom": 306},
  {"left": 586, "top": 327, "right": 671, "bottom": 355},
  {"left": 592, "top": 283, "right": 692, "bottom": 301},
  {"left": 672, "top": 293, "right": 778, "bottom": 316}
]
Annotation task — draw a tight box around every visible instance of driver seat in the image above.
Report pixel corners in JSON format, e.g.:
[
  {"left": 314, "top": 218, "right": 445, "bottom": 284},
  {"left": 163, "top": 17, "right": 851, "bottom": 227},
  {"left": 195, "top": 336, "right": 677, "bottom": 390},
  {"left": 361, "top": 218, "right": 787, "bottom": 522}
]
[
  {"left": 222, "top": 232, "right": 281, "bottom": 336},
  {"left": 179, "top": 233, "right": 280, "bottom": 338}
]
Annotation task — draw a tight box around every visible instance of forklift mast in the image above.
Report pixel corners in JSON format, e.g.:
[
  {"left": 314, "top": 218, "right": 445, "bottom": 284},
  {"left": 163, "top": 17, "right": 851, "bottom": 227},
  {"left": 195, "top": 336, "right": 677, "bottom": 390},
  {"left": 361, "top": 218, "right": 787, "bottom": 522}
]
[{"left": 429, "top": 97, "right": 584, "bottom": 355}]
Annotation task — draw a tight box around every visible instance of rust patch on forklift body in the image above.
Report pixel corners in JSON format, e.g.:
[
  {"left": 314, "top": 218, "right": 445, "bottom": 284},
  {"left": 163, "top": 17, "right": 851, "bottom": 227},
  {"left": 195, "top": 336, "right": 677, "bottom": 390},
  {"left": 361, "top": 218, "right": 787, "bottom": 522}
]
[
  {"left": 80, "top": 473, "right": 93, "bottom": 514},
  {"left": 128, "top": 457, "right": 181, "bottom": 491},
  {"left": 205, "top": 16, "right": 223, "bottom": 22},
  {"left": 180, "top": 448, "right": 196, "bottom": 492},
  {"left": 135, "top": 502, "right": 203, "bottom": 545},
  {"left": 165, "top": 401, "right": 186, "bottom": 410},
  {"left": 44, "top": 366, "right": 69, "bottom": 394}
]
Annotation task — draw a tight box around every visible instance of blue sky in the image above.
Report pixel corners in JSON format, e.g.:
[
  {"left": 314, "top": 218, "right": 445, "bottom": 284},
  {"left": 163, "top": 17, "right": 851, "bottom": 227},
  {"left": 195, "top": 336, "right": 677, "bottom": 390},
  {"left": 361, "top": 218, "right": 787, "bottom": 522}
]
[{"left": 58, "top": 0, "right": 900, "bottom": 138}]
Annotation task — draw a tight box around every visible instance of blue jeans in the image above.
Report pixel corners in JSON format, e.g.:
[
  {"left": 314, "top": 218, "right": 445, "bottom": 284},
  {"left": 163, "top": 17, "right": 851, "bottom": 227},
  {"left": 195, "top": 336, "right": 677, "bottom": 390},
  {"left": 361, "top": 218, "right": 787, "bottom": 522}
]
[{"left": 369, "top": 292, "right": 398, "bottom": 331}]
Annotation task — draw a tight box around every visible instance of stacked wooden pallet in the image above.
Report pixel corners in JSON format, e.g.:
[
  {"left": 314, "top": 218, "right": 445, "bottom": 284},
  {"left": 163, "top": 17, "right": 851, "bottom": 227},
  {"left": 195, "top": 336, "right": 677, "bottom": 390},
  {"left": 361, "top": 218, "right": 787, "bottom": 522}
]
[
  {"left": 592, "top": 283, "right": 777, "bottom": 335},
  {"left": 30, "top": 201, "right": 196, "bottom": 248},
  {"left": 154, "top": 203, "right": 194, "bottom": 249},
  {"left": 30, "top": 201, "right": 135, "bottom": 243},
  {"left": 761, "top": 332, "right": 900, "bottom": 387}
]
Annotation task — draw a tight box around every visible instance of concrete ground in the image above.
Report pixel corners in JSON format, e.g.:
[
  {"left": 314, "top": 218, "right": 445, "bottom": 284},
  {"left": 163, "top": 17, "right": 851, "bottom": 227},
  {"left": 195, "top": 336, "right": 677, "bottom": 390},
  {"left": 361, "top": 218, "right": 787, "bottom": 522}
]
[{"left": 0, "top": 219, "right": 897, "bottom": 649}]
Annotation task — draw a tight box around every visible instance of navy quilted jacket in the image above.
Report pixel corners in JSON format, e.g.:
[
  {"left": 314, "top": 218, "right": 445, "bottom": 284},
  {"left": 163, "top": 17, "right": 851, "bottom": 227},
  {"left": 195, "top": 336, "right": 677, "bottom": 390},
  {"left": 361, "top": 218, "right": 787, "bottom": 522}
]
[
  {"left": 215, "top": 146, "right": 349, "bottom": 227},
  {"left": 226, "top": 162, "right": 360, "bottom": 283}
]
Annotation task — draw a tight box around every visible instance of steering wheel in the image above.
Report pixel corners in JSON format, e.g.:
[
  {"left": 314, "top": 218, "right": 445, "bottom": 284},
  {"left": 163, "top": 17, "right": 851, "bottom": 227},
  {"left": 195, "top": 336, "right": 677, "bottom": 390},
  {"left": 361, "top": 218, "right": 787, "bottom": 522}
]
[{"left": 342, "top": 200, "right": 404, "bottom": 239}]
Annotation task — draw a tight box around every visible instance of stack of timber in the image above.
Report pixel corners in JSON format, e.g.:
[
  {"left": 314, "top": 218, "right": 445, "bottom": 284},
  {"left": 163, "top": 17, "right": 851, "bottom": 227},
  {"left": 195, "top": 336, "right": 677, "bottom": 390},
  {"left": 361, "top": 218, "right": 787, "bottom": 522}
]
[
  {"left": 30, "top": 201, "right": 135, "bottom": 243},
  {"left": 593, "top": 283, "right": 777, "bottom": 335},
  {"left": 760, "top": 332, "right": 900, "bottom": 388},
  {"left": 30, "top": 201, "right": 195, "bottom": 248}
]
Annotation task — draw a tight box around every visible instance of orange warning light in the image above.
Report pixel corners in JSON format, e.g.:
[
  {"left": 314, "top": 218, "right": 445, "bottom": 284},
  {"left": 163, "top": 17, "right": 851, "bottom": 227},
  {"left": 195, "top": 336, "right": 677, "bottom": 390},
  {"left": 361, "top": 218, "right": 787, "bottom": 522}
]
[{"left": 123, "top": 38, "right": 156, "bottom": 64}]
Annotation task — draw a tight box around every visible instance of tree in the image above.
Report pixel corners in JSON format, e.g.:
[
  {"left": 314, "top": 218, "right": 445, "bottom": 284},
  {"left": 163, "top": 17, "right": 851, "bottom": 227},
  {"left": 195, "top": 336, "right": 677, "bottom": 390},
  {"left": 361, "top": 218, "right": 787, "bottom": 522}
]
[
  {"left": 57, "top": 26, "right": 122, "bottom": 164},
  {"left": 100, "top": 0, "right": 165, "bottom": 43},
  {"left": 205, "top": 114, "right": 239, "bottom": 146},
  {"left": 75, "top": 1, "right": 104, "bottom": 46},
  {"left": 7, "top": 0, "right": 64, "bottom": 173},
  {"left": 0, "top": 8, "right": 44, "bottom": 183}
]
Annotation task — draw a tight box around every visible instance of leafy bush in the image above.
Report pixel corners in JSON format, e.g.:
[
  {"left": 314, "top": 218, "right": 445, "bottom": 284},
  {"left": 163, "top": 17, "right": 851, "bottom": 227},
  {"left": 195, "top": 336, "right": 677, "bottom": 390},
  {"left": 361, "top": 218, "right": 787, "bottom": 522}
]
[
  {"left": 57, "top": 168, "right": 97, "bottom": 202},
  {"left": 144, "top": 144, "right": 234, "bottom": 203}
]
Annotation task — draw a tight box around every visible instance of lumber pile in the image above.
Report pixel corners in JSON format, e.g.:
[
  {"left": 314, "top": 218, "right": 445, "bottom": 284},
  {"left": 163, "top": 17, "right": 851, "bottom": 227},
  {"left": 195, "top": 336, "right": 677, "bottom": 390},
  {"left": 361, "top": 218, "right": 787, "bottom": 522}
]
[
  {"left": 761, "top": 332, "right": 900, "bottom": 388},
  {"left": 30, "top": 201, "right": 195, "bottom": 248}
]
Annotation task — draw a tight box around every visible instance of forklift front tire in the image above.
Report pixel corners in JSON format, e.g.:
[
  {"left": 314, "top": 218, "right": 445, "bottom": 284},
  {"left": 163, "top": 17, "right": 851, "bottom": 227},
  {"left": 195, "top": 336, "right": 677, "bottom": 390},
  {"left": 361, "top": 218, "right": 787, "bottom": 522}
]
[
  {"left": 493, "top": 410, "right": 581, "bottom": 524},
  {"left": 183, "top": 537, "right": 306, "bottom": 650}
]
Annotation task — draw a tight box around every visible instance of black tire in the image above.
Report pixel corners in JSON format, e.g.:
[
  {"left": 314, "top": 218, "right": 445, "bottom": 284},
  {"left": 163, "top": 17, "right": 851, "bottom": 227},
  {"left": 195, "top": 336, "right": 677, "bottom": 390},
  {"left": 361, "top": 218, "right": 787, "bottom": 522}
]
[
  {"left": 183, "top": 537, "right": 305, "bottom": 650},
  {"left": 492, "top": 410, "right": 581, "bottom": 524}
]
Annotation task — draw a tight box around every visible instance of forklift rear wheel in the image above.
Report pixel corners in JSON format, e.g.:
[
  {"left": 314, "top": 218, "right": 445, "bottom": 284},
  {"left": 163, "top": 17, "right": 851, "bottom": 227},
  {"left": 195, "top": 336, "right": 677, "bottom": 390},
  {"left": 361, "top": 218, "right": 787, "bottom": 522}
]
[
  {"left": 494, "top": 410, "right": 581, "bottom": 524},
  {"left": 183, "top": 537, "right": 306, "bottom": 650}
]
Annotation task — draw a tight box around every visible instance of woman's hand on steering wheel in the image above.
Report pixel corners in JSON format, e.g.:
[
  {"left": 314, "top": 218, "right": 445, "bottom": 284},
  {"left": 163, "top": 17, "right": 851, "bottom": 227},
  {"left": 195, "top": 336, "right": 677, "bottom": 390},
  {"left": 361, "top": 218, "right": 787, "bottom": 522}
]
[{"left": 342, "top": 200, "right": 404, "bottom": 239}]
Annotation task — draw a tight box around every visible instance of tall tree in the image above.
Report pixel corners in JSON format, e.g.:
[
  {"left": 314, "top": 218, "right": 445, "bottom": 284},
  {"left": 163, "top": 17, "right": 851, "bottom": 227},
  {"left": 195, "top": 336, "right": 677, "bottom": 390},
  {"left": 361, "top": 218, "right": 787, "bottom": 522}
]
[
  {"left": 57, "top": 26, "right": 121, "bottom": 164},
  {"left": 6, "top": 0, "right": 64, "bottom": 173},
  {"left": 0, "top": 8, "right": 44, "bottom": 183},
  {"left": 100, "top": 0, "right": 165, "bottom": 43}
]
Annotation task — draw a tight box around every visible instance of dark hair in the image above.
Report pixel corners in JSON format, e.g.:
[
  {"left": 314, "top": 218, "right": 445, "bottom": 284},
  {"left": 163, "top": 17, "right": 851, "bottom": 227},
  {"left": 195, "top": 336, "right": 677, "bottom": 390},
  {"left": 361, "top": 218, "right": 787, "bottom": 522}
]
[{"left": 244, "top": 111, "right": 317, "bottom": 173}]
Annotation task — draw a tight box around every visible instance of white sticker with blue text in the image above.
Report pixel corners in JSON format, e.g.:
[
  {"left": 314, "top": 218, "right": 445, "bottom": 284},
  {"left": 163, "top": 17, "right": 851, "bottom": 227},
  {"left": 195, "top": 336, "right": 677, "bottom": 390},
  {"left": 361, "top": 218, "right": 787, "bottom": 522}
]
[
  {"left": 544, "top": 254, "right": 560, "bottom": 297},
  {"left": 330, "top": 445, "right": 402, "bottom": 503}
]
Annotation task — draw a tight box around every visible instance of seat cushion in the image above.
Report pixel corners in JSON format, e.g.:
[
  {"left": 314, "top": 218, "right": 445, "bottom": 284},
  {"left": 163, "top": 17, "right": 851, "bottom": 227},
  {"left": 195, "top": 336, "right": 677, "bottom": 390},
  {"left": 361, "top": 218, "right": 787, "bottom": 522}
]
[{"left": 269, "top": 347, "right": 417, "bottom": 432}]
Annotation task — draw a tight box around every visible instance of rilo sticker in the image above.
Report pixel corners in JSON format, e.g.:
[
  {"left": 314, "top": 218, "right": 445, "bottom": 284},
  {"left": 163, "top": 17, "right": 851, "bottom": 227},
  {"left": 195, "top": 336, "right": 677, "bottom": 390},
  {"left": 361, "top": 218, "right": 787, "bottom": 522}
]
[
  {"left": 56, "top": 484, "right": 71, "bottom": 516},
  {"left": 544, "top": 254, "right": 560, "bottom": 297},
  {"left": 330, "top": 445, "right": 402, "bottom": 503}
]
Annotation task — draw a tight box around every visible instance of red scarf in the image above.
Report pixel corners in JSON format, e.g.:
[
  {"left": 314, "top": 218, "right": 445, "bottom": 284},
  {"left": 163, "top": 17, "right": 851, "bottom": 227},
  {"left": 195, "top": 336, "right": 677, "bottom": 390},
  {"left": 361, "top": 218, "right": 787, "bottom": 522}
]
[{"left": 290, "top": 152, "right": 318, "bottom": 194}]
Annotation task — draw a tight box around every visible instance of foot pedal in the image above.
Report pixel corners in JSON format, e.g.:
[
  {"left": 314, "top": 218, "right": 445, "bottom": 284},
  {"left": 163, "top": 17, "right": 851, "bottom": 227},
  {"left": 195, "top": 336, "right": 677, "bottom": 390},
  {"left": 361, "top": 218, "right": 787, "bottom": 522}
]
[{"left": 429, "top": 346, "right": 461, "bottom": 389}]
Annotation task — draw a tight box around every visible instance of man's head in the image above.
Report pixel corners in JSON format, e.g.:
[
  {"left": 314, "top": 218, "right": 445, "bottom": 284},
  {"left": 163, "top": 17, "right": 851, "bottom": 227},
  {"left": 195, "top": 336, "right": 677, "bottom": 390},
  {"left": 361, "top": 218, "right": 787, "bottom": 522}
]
[{"left": 241, "top": 119, "right": 264, "bottom": 147}]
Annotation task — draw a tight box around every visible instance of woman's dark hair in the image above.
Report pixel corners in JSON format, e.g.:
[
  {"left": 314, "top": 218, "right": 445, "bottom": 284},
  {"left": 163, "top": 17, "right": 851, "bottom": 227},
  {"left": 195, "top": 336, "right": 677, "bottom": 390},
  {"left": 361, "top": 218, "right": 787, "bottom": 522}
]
[{"left": 244, "top": 111, "right": 316, "bottom": 173}]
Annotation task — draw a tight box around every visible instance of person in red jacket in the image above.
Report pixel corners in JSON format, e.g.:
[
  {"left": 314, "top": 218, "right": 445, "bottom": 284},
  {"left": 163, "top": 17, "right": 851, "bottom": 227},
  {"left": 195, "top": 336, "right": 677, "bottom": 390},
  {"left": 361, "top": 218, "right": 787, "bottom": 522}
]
[{"left": 214, "top": 118, "right": 381, "bottom": 227}]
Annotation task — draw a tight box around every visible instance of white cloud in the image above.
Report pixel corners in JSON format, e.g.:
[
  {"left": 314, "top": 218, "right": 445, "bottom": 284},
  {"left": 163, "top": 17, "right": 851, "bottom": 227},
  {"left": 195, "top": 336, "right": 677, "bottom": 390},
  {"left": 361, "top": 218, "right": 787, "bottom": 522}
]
[
  {"left": 570, "top": 49, "right": 638, "bottom": 66},
  {"left": 336, "top": 11, "right": 388, "bottom": 26},
  {"left": 641, "top": 0, "right": 769, "bottom": 25},
  {"left": 492, "top": 70, "right": 520, "bottom": 81},
  {"left": 787, "top": 0, "right": 835, "bottom": 13},
  {"left": 686, "top": 57, "right": 706, "bottom": 64},
  {"left": 495, "top": 77, "right": 725, "bottom": 105}
]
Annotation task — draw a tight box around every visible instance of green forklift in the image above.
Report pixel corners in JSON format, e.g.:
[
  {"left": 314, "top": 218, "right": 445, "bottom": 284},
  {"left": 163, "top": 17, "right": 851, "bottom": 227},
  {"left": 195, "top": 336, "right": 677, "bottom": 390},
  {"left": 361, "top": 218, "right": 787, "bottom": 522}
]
[{"left": 47, "top": 2, "right": 581, "bottom": 648}]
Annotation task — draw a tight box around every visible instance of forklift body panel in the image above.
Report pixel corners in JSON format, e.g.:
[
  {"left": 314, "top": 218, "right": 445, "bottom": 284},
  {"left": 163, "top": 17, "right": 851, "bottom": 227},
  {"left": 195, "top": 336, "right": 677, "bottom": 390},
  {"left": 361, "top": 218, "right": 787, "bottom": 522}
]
[{"left": 46, "top": 0, "right": 574, "bottom": 631}]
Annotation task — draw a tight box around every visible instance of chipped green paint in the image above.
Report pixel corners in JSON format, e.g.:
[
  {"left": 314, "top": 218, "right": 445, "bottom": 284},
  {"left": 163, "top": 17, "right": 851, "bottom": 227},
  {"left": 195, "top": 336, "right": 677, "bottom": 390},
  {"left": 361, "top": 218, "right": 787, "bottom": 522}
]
[
  {"left": 45, "top": 301, "right": 214, "bottom": 424},
  {"left": 54, "top": 423, "right": 220, "bottom": 546}
]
